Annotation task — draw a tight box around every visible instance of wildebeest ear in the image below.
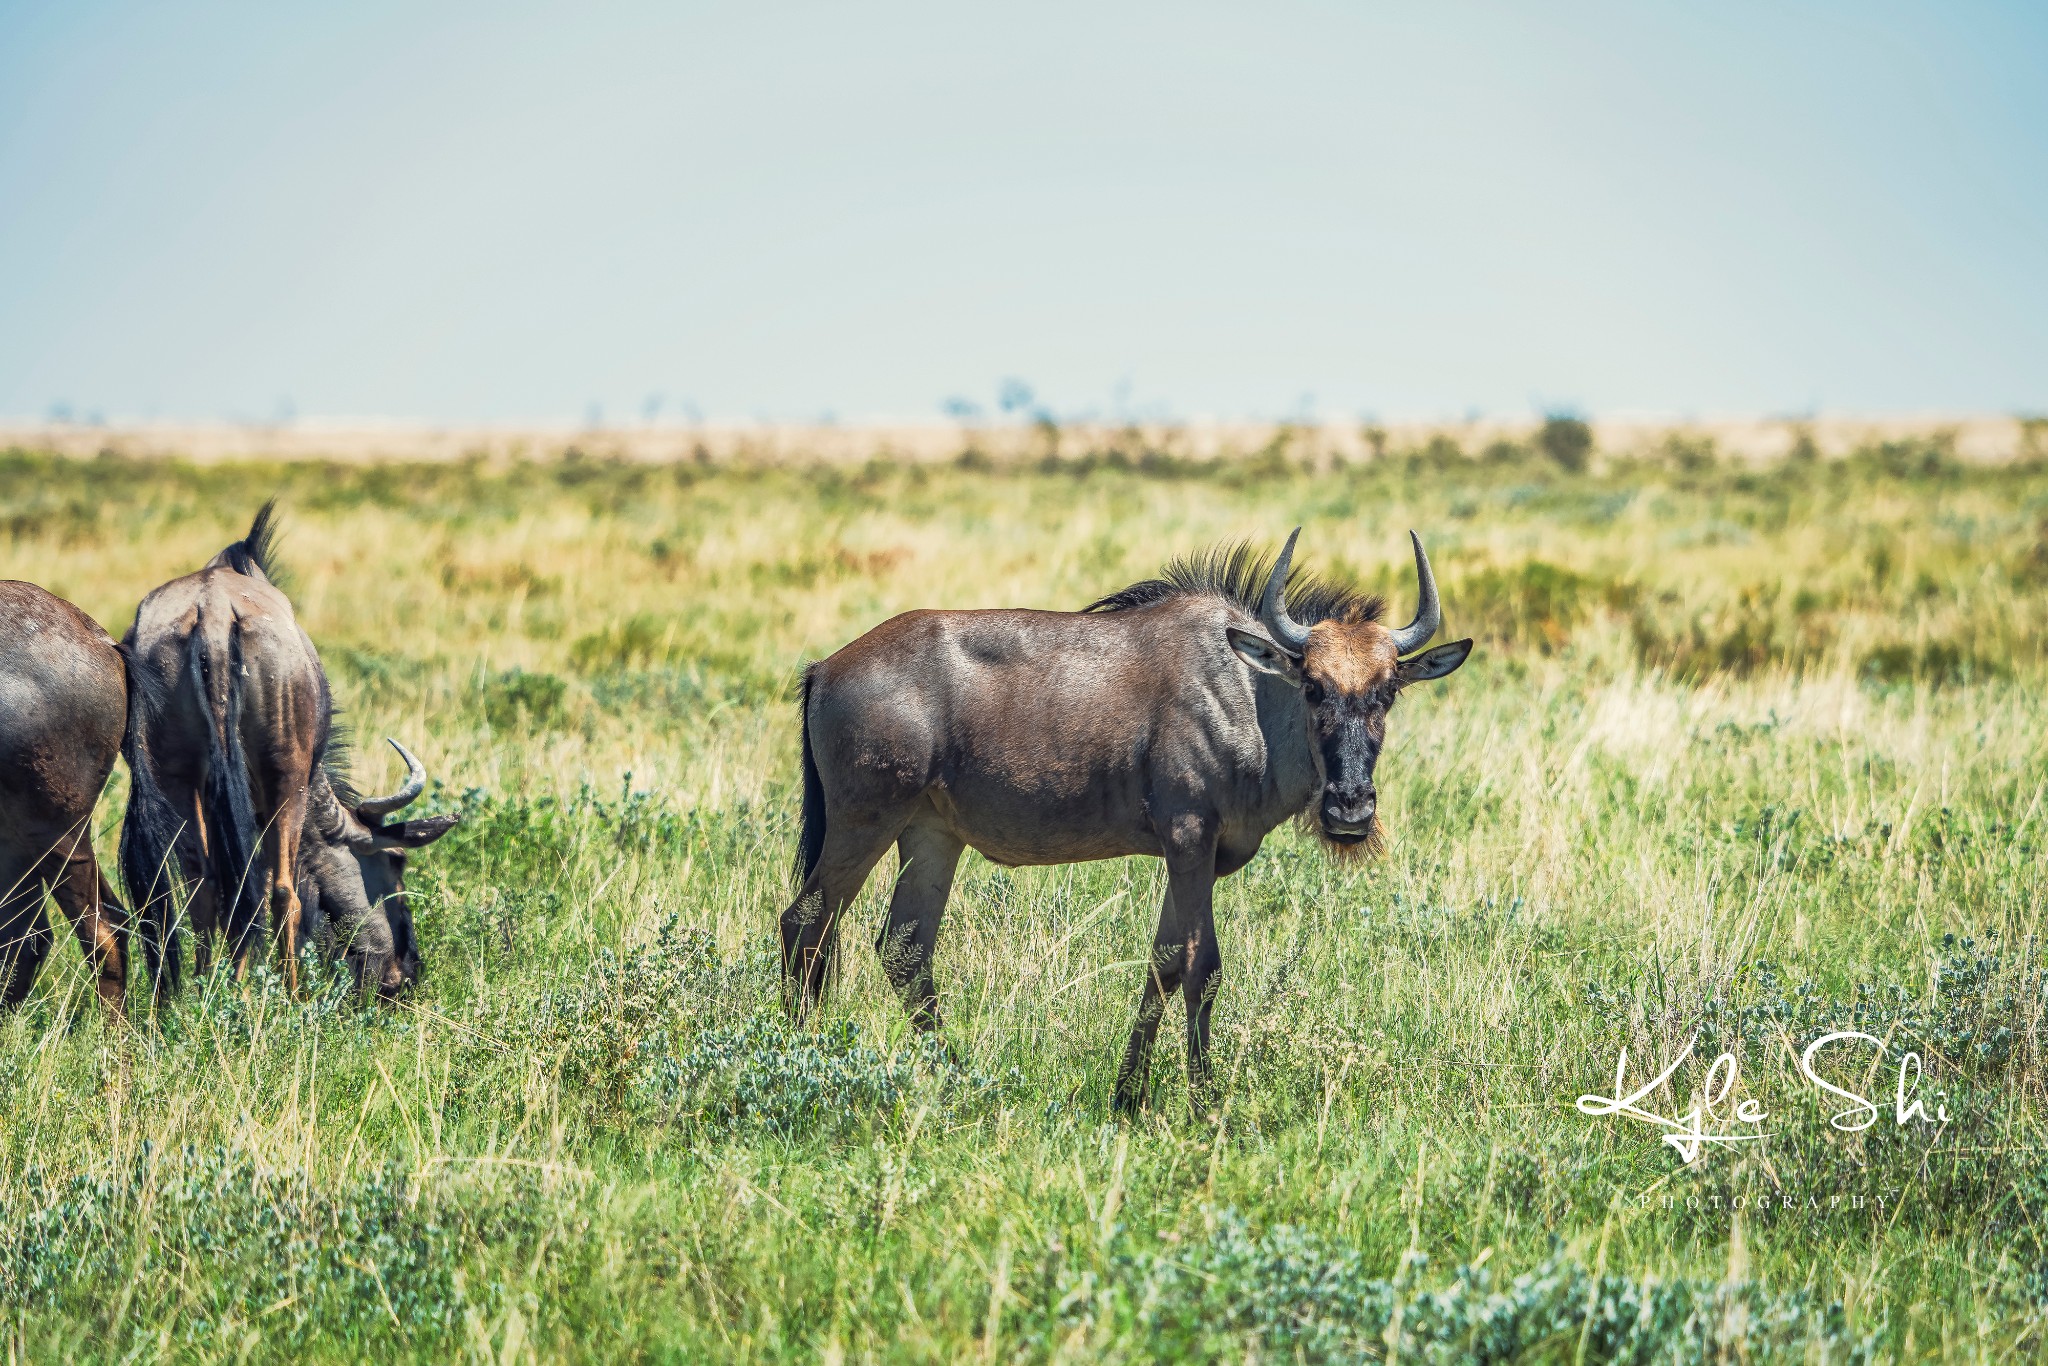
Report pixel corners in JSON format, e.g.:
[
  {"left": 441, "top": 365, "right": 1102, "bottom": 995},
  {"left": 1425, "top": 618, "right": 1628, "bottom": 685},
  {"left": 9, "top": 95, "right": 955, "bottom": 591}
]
[
  {"left": 1226, "top": 626, "right": 1303, "bottom": 682},
  {"left": 368, "top": 814, "right": 461, "bottom": 849},
  {"left": 1396, "top": 638, "right": 1474, "bottom": 686}
]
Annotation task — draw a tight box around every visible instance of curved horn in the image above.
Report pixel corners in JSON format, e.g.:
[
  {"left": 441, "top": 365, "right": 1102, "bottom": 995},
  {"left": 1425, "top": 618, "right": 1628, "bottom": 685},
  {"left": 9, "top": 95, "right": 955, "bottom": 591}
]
[
  {"left": 1259, "top": 526, "right": 1312, "bottom": 655},
  {"left": 1387, "top": 530, "right": 1442, "bottom": 655},
  {"left": 355, "top": 738, "right": 427, "bottom": 818}
]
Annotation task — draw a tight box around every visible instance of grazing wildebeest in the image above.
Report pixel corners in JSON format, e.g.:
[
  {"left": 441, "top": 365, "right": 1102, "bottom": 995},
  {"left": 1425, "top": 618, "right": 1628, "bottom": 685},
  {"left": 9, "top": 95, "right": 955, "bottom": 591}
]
[
  {"left": 780, "top": 528, "right": 1472, "bottom": 1110},
  {"left": 0, "top": 583, "right": 129, "bottom": 1011},
  {"left": 120, "top": 505, "right": 458, "bottom": 998}
]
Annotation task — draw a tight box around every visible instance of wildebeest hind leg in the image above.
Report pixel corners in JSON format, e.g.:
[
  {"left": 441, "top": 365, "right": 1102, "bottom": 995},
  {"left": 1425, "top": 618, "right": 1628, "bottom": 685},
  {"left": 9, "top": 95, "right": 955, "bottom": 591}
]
[
  {"left": 0, "top": 859, "right": 55, "bottom": 1009},
  {"left": 50, "top": 839, "right": 128, "bottom": 1013},
  {"left": 781, "top": 812, "right": 908, "bottom": 1020},
  {"left": 182, "top": 796, "right": 219, "bottom": 980},
  {"left": 267, "top": 791, "right": 309, "bottom": 993},
  {"left": 187, "top": 874, "right": 220, "bottom": 981},
  {"left": 877, "top": 822, "right": 964, "bottom": 1032}
]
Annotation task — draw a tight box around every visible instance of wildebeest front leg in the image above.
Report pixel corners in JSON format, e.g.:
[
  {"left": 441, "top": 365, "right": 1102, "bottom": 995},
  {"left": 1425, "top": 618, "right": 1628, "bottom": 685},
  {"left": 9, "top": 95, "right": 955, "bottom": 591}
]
[
  {"left": 1175, "top": 860, "right": 1224, "bottom": 1113},
  {"left": 1115, "top": 818, "right": 1222, "bottom": 1115},
  {"left": 1113, "top": 883, "right": 1186, "bottom": 1114},
  {"left": 877, "top": 823, "right": 964, "bottom": 1031}
]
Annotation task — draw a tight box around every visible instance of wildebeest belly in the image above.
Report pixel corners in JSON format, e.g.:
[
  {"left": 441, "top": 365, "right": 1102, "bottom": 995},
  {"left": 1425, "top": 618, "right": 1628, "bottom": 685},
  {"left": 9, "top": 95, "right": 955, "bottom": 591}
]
[{"left": 925, "top": 778, "right": 1157, "bottom": 867}]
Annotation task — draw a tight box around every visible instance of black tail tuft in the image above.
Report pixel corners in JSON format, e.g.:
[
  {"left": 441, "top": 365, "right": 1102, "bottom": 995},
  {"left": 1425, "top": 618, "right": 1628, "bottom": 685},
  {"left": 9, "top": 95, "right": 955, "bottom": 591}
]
[
  {"left": 192, "top": 617, "right": 267, "bottom": 957},
  {"left": 792, "top": 665, "right": 827, "bottom": 889},
  {"left": 118, "top": 643, "right": 187, "bottom": 997},
  {"left": 222, "top": 500, "right": 282, "bottom": 583}
]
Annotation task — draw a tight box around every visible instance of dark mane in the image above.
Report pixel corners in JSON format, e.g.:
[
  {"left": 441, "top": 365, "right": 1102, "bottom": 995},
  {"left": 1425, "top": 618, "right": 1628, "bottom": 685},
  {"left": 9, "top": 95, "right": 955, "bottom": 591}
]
[
  {"left": 310, "top": 669, "right": 361, "bottom": 807},
  {"left": 1084, "top": 539, "right": 1385, "bottom": 626},
  {"left": 221, "top": 499, "right": 284, "bottom": 583}
]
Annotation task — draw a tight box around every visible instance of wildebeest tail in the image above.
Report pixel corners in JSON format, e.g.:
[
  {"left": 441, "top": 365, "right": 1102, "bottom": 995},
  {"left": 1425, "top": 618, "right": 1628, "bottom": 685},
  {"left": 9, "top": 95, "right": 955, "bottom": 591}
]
[
  {"left": 118, "top": 641, "right": 186, "bottom": 995},
  {"left": 221, "top": 499, "right": 282, "bottom": 583},
  {"left": 191, "top": 614, "right": 268, "bottom": 953},
  {"left": 793, "top": 665, "right": 827, "bottom": 888}
]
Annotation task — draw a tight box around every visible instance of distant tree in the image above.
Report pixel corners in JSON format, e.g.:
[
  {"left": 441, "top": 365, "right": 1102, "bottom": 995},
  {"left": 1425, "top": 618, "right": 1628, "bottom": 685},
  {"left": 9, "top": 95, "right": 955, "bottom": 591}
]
[
  {"left": 997, "top": 379, "right": 1036, "bottom": 416},
  {"left": 1538, "top": 413, "right": 1593, "bottom": 473},
  {"left": 2019, "top": 415, "right": 2048, "bottom": 461},
  {"left": 941, "top": 396, "right": 984, "bottom": 422},
  {"left": 1788, "top": 424, "right": 1819, "bottom": 464}
]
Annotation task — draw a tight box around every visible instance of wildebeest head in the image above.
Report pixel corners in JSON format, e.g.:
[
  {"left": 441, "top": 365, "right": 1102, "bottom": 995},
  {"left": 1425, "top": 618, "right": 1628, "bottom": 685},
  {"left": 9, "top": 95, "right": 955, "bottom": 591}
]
[
  {"left": 1226, "top": 529, "right": 1472, "bottom": 852},
  {"left": 303, "top": 738, "right": 459, "bottom": 995}
]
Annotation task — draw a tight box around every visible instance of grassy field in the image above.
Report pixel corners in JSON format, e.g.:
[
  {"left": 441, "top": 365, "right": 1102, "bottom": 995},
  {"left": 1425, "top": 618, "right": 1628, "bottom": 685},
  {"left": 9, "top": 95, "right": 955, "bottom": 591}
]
[{"left": 2, "top": 429, "right": 2045, "bottom": 1362}]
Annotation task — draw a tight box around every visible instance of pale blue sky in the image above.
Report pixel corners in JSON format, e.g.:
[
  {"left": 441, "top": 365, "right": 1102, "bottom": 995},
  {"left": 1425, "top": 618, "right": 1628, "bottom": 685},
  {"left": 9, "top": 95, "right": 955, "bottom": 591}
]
[{"left": 2, "top": 1, "right": 2043, "bottom": 424}]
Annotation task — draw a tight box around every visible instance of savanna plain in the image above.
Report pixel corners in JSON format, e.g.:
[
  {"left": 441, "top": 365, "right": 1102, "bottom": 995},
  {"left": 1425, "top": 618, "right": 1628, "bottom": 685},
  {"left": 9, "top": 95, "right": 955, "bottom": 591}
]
[{"left": 2, "top": 426, "right": 2046, "bottom": 1362}]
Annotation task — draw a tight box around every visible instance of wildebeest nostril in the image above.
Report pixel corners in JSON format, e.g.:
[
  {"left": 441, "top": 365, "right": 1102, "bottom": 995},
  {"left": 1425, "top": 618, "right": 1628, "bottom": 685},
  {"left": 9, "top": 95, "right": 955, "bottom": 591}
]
[{"left": 1321, "top": 782, "right": 1377, "bottom": 828}]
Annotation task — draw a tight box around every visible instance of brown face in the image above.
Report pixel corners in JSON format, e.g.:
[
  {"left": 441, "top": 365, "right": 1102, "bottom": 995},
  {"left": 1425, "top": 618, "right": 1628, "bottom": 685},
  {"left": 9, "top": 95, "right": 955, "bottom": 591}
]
[
  {"left": 1233, "top": 617, "right": 1474, "bottom": 848},
  {"left": 1299, "top": 621, "right": 1405, "bottom": 843}
]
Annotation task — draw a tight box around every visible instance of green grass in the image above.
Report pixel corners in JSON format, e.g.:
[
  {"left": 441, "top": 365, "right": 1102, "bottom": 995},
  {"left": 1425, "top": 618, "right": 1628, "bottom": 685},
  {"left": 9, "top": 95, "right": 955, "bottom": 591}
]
[{"left": 1, "top": 434, "right": 2046, "bottom": 1361}]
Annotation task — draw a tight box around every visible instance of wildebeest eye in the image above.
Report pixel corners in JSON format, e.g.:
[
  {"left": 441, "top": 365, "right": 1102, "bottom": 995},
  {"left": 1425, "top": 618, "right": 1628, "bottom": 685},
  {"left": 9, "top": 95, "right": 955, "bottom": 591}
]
[{"left": 1302, "top": 678, "right": 1325, "bottom": 704}]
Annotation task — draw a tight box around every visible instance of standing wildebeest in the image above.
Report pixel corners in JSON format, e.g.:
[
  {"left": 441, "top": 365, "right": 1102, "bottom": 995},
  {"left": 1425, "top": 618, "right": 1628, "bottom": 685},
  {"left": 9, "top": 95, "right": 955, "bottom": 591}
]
[
  {"left": 781, "top": 528, "right": 1472, "bottom": 1110},
  {"left": 0, "top": 583, "right": 129, "bottom": 1011},
  {"left": 120, "top": 505, "right": 458, "bottom": 998}
]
